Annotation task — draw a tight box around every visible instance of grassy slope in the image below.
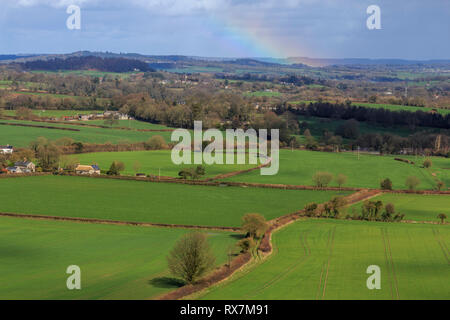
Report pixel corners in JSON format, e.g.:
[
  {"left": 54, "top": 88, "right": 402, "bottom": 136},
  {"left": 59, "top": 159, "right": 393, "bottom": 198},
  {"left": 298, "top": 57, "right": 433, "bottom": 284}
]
[
  {"left": 0, "top": 176, "right": 346, "bottom": 227},
  {"left": 0, "top": 217, "right": 236, "bottom": 299},
  {"left": 0, "top": 119, "right": 172, "bottom": 147},
  {"left": 347, "top": 193, "right": 450, "bottom": 222},
  {"left": 200, "top": 219, "right": 450, "bottom": 300},
  {"left": 223, "top": 149, "right": 445, "bottom": 190},
  {"left": 73, "top": 150, "right": 257, "bottom": 177}
]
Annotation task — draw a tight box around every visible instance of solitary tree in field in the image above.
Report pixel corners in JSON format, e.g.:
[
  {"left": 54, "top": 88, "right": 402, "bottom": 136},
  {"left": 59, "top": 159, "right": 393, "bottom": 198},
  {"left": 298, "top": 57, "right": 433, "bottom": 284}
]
[
  {"left": 405, "top": 176, "right": 421, "bottom": 191},
  {"left": 335, "top": 174, "right": 348, "bottom": 189},
  {"left": 241, "top": 213, "right": 268, "bottom": 239},
  {"left": 380, "top": 178, "right": 393, "bottom": 190},
  {"left": 167, "top": 232, "right": 216, "bottom": 284},
  {"left": 437, "top": 213, "right": 447, "bottom": 224},
  {"left": 312, "top": 172, "right": 334, "bottom": 188}
]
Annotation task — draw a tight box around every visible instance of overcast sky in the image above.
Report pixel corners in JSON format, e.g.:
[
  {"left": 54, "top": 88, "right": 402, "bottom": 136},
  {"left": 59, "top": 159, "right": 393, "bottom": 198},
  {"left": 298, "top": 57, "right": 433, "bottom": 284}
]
[{"left": 0, "top": 0, "right": 449, "bottom": 59}]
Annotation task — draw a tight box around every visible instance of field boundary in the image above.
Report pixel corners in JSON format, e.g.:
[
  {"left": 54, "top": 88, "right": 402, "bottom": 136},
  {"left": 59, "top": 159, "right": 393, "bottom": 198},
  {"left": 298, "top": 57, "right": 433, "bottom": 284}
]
[
  {"left": 0, "top": 121, "right": 81, "bottom": 131},
  {"left": 2, "top": 173, "right": 450, "bottom": 195},
  {"left": 0, "top": 212, "right": 241, "bottom": 232}
]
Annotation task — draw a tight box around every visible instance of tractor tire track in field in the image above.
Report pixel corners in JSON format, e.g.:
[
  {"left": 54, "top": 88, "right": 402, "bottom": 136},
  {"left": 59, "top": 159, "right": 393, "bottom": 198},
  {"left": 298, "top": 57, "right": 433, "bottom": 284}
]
[
  {"left": 244, "top": 232, "right": 311, "bottom": 299},
  {"left": 432, "top": 228, "right": 450, "bottom": 264},
  {"left": 316, "top": 227, "right": 336, "bottom": 300},
  {"left": 381, "top": 228, "right": 400, "bottom": 300}
]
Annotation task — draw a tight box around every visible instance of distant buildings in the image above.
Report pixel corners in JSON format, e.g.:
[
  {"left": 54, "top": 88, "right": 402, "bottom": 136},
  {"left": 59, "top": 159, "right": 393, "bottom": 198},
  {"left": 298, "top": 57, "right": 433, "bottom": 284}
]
[
  {"left": 6, "top": 160, "right": 36, "bottom": 174},
  {"left": 0, "top": 145, "right": 13, "bottom": 154},
  {"left": 75, "top": 164, "right": 101, "bottom": 175}
]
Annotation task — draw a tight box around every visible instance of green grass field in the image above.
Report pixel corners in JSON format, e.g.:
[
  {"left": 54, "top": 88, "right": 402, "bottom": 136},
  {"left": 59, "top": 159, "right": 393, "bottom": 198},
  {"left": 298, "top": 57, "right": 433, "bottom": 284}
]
[
  {"left": 0, "top": 119, "right": 172, "bottom": 147},
  {"left": 73, "top": 150, "right": 256, "bottom": 177},
  {"left": 0, "top": 176, "right": 346, "bottom": 227},
  {"left": 78, "top": 119, "right": 173, "bottom": 130},
  {"left": 347, "top": 193, "right": 450, "bottom": 222},
  {"left": 3, "top": 109, "right": 102, "bottom": 118},
  {"left": 0, "top": 217, "right": 236, "bottom": 299},
  {"left": 200, "top": 219, "right": 450, "bottom": 300},
  {"left": 222, "top": 149, "right": 446, "bottom": 190}
]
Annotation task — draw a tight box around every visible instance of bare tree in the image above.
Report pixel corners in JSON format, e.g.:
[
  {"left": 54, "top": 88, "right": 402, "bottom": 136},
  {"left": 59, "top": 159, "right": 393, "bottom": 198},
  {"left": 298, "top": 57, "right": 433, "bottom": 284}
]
[{"left": 167, "top": 233, "right": 216, "bottom": 284}]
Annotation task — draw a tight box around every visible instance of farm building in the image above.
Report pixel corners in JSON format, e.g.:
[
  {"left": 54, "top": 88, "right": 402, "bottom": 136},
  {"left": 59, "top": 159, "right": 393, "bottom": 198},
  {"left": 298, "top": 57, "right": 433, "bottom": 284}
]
[
  {"left": 14, "top": 160, "right": 36, "bottom": 173},
  {"left": 75, "top": 164, "right": 101, "bottom": 175},
  {"left": 0, "top": 145, "right": 14, "bottom": 154},
  {"left": 6, "top": 167, "right": 23, "bottom": 174},
  {"left": 6, "top": 160, "right": 36, "bottom": 174}
]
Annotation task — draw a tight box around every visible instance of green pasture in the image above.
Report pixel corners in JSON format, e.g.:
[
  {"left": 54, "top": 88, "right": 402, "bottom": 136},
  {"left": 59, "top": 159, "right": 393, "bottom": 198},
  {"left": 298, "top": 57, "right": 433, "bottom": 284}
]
[
  {"left": 222, "top": 149, "right": 446, "bottom": 190},
  {"left": 72, "top": 150, "right": 256, "bottom": 177},
  {"left": 347, "top": 193, "right": 450, "bottom": 222},
  {"left": 0, "top": 119, "right": 172, "bottom": 147},
  {"left": 200, "top": 219, "right": 450, "bottom": 300},
  {"left": 0, "top": 176, "right": 346, "bottom": 227},
  {"left": 0, "top": 217, "right": 236, "bottom": 299}
]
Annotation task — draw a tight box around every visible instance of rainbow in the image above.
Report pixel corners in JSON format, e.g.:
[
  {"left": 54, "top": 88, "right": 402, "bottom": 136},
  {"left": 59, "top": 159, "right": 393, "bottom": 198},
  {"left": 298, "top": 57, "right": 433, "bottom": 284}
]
[{"left": 206, "top": 13, "right": 310, "bottom": 58}]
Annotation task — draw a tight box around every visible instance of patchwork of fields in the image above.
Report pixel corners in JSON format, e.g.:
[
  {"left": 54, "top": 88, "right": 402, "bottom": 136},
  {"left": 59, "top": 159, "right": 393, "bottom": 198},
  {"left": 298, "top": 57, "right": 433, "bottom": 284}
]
[
  {"left": 348, "top": 193, "right": 450, "bottom": 222},
  {"left": 222, "top": 149, "right": 446, "bottom": 190},
  {"left": 73, "top": 150, "right": 258, "bottom": 177},
  {"left": 199, "top": 219, "right": 450, "bottom": 300},
  {"left": 0, "top": 119, "right": 172, "bottom": 147},
  {"left": 0, "top": 217, "right": 236, "bottom": 299},
  {"left": 0, "top": 176, "right": 346, "bottom": 227}
]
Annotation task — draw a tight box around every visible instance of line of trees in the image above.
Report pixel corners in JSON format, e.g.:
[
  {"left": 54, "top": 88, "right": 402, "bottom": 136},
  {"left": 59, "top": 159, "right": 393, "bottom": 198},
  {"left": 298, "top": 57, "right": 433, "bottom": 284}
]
[{"left": 288, "top": 102, "right": 450, "bottom": 129}]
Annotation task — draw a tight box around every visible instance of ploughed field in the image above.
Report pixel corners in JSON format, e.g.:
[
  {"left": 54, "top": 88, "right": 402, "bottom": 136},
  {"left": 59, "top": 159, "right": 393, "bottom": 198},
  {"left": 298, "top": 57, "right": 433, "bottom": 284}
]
[
  {"left": 0, "top": 175, "right": 347, "bottom": 227},
  {"left": 0, "top": 217, "right": 236, "bottom": 299},
  {"left": 222, "top": 149, "right": 448, "bottom": 190},
  {"left": 200, "top": 219, "right": 450, "bottom": 300}
]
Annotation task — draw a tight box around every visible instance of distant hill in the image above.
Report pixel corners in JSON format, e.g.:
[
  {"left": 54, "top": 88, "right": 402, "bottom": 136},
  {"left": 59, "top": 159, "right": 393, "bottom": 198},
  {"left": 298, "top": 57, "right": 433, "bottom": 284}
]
[
  {"left": 0, "top": 54, "right": 36, "bottom": 61},
  {"left": 20, "top": 56, "right": 154, "bottom": 73},
  {"left": 283, "top": 57, "right": 450, "bottom": 67}
]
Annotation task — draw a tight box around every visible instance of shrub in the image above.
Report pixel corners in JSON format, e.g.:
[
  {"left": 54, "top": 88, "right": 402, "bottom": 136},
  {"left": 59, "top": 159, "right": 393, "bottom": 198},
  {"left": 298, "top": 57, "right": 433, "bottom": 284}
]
[
  {"left": 167, "top": 232, "right": 216, "bottom": 284},
  {"left": 145, "top": 135, "right": 167, "bottom": 150},
  {"left": 312, "top": 171, "right": 334, "bottom": 188},
  {"left": 241, "top": 213, "right": 268, "bottom": 239},
  {"left": 237, "top": 238, "right": 255, "bottom": 253},
  {"left": 405, "top": 176, "right": 420, "bottom": 191},
  {"left": 437, "top": 213, "right": 447, "bottom": 224},
  {"left": 304, "top": 202, "right": 318, "bottom": 217},
  {"left": 423, "top": 158, "right": 432, "bottom": 168},
  {"left": 380, "top": 178, "right": 393, "bottom": 190},
  {"left": 107, "top": 161, "right": 125, "bottom": 176},
  {"left": 436, "top": 181, "right": 445, "bottom": 191}
]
